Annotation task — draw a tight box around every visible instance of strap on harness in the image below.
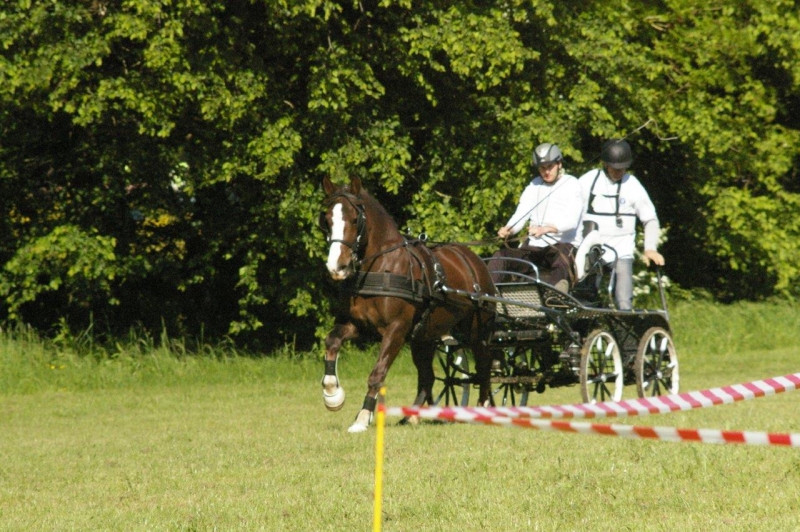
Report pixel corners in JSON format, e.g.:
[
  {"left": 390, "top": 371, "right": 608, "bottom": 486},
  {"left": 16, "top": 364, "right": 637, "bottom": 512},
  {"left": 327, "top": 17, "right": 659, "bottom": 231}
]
[{"left": 341, "top": 271, "right": 432, "bottom": 303}]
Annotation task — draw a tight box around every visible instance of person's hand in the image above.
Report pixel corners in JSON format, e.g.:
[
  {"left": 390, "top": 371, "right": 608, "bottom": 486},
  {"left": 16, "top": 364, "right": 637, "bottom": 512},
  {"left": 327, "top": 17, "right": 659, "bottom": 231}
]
[
  {"left": 643, "top": 249, "right": 665, "bottom": 267},
  {"left": 497, "top": 226, "right": 512, "bottom": 239},
  {"left": 528, "top": 225, "right": 554, "bottom": 239}
]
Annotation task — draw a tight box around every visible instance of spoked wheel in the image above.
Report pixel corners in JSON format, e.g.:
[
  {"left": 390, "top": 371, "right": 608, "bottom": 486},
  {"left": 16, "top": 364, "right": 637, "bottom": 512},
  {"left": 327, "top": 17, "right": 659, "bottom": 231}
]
[
  {"left": 634, "top": 327, "right": 680, "bottom": 397},
  {"left": 433, "top": 343, "right": 471, "bottom": 406},
  {"left": 580, "top": 329, "right": 623, "bottom": 403},
  {"left": 489, "top": 348, "right": 530, "bottom": 407}
]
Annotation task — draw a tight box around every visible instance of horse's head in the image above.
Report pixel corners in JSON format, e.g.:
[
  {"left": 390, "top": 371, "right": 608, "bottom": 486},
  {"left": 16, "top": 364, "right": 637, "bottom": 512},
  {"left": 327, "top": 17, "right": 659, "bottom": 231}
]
[{"left": 320, "top": 176, "right": 367, "bottom": 280}]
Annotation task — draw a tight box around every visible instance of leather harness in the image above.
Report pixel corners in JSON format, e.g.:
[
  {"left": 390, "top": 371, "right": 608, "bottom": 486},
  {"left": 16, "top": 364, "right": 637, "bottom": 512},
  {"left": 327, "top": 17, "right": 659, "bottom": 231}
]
[{"left": 323, "top": 192, "right": 485, "bottom": 340}]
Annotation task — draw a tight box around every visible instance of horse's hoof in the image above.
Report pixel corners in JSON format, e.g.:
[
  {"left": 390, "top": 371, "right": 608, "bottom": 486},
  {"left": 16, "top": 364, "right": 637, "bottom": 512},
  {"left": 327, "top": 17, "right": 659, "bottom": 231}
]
[
  {"left": 322, "top": 375, "right": 345, "bottom": 411},
  {"left": 347, "top": 422, "right": 369, "bottom": 433},
  {"left": 398, "top": 415, "right": 419, "bottom": 426},
  {"left": 323, "top": 386, "right": 346, "bottom": 411},
  {"left": 347, "top": 409, "right": 372, "bottom": 433}
]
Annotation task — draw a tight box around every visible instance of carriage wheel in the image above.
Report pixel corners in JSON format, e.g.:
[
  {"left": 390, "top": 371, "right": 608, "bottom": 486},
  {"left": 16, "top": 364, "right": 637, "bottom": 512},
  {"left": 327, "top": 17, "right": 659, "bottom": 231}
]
[
  {"left": 489, "top": 348, "right": 530, "bottom": 407},
  {"left": 580, "top": 329, "right": 623, "bottom": 403},
  {"left": 634, "top": 327, "right": 680, "bottom": 397},
  {"left": 433, "top": 344, "right": 471, "bottom": 406}
]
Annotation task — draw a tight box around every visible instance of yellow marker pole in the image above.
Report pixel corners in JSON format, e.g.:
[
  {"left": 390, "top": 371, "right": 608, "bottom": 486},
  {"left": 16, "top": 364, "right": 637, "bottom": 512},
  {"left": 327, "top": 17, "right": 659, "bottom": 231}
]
[{"left": 372, "top": 386, "right": 387, "bottom": 532}]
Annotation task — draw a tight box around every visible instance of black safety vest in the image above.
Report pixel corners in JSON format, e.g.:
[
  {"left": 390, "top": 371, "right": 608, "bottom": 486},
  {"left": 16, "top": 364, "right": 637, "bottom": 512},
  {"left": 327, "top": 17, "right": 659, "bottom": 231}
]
[{"left": 586, "top": 170, "right": 636, "bottom": 227}]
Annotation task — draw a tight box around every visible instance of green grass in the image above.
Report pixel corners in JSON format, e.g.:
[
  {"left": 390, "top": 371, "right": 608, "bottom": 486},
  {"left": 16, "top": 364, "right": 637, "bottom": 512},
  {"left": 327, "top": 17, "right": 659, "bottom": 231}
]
[{"left": 1, "top": 300, "right": 800, "bottom": 530}]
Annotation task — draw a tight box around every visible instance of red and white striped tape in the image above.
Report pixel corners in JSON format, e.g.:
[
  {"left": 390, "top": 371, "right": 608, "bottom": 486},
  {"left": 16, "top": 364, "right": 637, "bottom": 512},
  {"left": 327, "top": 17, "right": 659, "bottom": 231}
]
[
  {"left": 387, "top": 372, "right": 800, "bottom": 422},
  {"left": 385, "top": 372, "right": 800, "bottom": 447},
  {"left": 437, "top": 415, "right": 800, "bottom": 447}
]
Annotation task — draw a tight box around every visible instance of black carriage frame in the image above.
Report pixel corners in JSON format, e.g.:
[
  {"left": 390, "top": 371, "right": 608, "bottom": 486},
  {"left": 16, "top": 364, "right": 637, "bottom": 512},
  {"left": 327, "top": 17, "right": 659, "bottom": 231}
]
[{"left": 434, "top": 245, "right": 680, "bottom": 407}]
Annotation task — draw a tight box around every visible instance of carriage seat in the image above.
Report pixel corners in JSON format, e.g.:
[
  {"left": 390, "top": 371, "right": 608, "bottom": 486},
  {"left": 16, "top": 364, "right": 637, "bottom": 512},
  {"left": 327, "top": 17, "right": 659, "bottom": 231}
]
[
  {"left": 571, "top": 227, "right": 620, "bottom": 307},
  {"left": 574, "top": 229, "right": 605, "bottom": 282}
]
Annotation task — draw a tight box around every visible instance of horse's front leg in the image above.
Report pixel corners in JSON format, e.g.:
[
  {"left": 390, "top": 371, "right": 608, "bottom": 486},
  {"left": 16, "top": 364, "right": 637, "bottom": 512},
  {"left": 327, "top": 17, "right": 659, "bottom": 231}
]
[
  {"left": 349, "top": 321, "right": 410, "bottom": 433},
  {"left": 322, "top": 322, "right": 359, "bottom": 411}
]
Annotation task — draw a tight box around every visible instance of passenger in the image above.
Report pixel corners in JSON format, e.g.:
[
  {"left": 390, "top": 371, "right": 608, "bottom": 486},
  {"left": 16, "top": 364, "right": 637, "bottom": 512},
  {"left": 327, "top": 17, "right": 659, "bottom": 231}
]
[
  {"left": 487, "top": 142, "right": 583, "bottom": 292},
  {"left": 578, "top": 139, "right": 665, "bottom": 310}
]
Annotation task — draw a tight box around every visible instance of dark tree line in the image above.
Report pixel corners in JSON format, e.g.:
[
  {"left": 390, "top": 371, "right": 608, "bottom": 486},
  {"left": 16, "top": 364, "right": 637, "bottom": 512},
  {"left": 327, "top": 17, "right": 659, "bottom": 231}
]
[{"left": 1, "top": 0, "right": 798, "bottom": 349}]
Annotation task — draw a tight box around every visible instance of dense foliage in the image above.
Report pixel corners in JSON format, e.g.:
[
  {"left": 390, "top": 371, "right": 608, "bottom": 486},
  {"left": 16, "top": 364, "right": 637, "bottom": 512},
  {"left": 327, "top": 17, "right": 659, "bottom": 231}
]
[{"left": 1, "top": 0, "right": 798, "bottom": 348}]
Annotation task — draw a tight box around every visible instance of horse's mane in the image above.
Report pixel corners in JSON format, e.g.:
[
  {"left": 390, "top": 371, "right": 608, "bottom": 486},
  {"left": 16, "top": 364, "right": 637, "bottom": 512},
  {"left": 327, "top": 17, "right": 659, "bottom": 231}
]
[{"left": 350, "top": 186, "right": 400, "bottom": 233}]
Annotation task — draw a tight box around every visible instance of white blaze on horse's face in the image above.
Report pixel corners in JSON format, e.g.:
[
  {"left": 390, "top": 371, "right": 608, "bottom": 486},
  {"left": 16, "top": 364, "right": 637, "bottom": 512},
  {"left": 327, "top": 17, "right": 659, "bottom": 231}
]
[{"left": 326, "top": 203, "right": 351, "bottom": 280}]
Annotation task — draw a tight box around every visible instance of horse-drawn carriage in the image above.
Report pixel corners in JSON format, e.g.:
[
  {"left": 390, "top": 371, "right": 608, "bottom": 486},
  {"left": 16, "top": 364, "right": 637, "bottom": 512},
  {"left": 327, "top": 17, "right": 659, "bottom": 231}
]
[
  {"left": 434, "top": 251, "right": 679, "bottom": 408},
  {"left": 319, "top": 176, "right": 679, "bottom": 432}
]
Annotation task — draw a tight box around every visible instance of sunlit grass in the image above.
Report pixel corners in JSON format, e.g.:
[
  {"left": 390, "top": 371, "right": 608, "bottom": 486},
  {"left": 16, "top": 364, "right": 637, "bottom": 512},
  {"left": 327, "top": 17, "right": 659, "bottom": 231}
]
[
  {"left": 670, "top": 299, "right": 800, "bottom": 356},
  {"left": 1, "top": 300, "right": 800, "bottom": 530}
]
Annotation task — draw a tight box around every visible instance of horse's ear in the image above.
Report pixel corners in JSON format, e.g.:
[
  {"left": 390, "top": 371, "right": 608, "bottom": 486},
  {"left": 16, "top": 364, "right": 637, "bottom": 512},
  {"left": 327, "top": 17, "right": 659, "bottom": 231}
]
[
  {"left": 350, "top": 176, "right": 363, "bottom": 195},
  {"left": 322, "top": 176, "right": 336, "bottom": 195}
]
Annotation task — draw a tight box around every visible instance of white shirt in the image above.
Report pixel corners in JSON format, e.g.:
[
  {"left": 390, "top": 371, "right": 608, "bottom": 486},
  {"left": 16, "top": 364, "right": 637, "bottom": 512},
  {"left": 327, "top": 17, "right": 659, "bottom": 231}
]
[
  {"left": 578, "top": 169, "right": 658, "bottom": 260},
  {"left": 505, "top": 173, "right": 583, "bottom": 248}
]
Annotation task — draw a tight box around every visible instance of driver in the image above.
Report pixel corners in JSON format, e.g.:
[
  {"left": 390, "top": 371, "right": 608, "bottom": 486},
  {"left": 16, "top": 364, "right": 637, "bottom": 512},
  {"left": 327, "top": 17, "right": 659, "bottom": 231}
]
[{"left": 487, "top": 143, "right": 583, "bottom": 292}]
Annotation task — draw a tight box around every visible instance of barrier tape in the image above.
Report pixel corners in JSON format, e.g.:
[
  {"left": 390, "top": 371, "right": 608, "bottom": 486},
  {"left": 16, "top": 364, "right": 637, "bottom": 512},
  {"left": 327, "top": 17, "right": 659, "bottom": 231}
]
[
  {"left": 384, "top": 372, "right": 800, "bottom": 447},
  {"left": 432, "top": 415, "right": 800, "bottom": 447},
  {"left": 387, "top": 372, "right": 800, "bottom": 422}
]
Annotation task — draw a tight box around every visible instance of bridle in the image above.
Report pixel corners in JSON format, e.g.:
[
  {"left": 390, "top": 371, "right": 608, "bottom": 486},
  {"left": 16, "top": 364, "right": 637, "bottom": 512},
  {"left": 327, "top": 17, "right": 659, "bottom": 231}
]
[{"left": 320, "top": 192, "right": 367, "bottom": 267}]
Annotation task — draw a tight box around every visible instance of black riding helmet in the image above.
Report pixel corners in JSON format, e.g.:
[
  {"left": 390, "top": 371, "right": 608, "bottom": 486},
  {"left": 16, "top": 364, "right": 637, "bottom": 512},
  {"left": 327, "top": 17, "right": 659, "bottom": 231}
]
[
  {"left": 532, "top": 142, "right": 563, "bottom": 167},
  {"left": 601, "top": 139, "right": 632, "bottom": 170}
]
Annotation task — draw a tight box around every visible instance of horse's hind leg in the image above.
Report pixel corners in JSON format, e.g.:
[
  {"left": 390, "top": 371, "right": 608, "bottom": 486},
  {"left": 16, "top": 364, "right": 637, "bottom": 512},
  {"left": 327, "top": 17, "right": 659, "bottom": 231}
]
[
  {"left": 411, "top": 340, "right": 437, "bottom": 407},
  {"left": 474, "top": 341, "right": 492, "bottom": 407},
  {"left": 394, "top": 340, "right": 436, "bottom": 426},
  {"left": 322, "top": 322, "right": 359, "bottom": 411},
  {"left": 471, "top": 313, "right": 495, "bottom": 407}
]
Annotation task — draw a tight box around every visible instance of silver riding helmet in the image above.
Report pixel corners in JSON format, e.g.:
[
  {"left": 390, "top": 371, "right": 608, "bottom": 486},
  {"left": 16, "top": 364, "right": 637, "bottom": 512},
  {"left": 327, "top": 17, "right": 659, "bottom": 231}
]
[{"left": 532, "top": 143, "right": 563, "bottom": 167}]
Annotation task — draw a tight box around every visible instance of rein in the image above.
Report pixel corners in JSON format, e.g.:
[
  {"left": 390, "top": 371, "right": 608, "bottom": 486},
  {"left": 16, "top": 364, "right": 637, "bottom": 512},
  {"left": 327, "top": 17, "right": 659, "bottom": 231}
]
[
  {"left": 358, "top": 240, "right": 409, "bottom": 267},
  {"left": 321, "top": 190, "right": 513, "bottom": 259},
  {"left": 419, "top": 236, "right": 521, "bottom": 248}
]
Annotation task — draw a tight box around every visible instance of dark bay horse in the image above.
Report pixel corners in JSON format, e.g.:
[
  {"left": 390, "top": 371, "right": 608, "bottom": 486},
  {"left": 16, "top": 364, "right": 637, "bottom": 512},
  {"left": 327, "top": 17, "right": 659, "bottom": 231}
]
[{"left": 319, "top": 176, "right": 496, "bottom": 432}]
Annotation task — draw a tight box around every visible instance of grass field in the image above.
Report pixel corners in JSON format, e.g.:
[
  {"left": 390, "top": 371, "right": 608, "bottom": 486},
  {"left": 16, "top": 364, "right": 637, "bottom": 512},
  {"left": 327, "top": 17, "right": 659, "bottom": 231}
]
[{"left": 1, "top": 300, "right": 800, "bottom": 530}]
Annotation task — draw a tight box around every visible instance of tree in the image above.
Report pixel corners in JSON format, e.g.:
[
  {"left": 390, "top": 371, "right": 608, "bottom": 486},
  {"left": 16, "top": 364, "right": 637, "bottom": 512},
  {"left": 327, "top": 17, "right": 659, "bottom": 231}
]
[{"left": 0, "top": 0, "right": 798, "bottom": 348}]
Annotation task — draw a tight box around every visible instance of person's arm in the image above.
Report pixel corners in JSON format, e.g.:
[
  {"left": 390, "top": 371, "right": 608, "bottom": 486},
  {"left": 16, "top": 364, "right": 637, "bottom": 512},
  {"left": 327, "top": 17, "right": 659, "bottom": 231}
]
[
  {"left": 631, "top": 178, "right": 664, "bottom": 266},
  {"left": 642, "top": 218, "right": 664, "bottom": 266},
  {"left": 541, "top": 178, "right": 583, "bottom": 235},
  {"left": 498, "top": 183, "right": 536, "bottom": 237}
]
